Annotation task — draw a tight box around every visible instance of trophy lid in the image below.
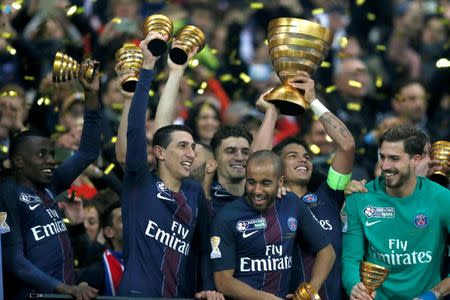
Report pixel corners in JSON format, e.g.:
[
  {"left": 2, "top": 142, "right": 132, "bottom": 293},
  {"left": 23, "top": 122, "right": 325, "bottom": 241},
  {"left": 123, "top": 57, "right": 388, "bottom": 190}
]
[{"left": 268, "top": 18, "right": 333, "bottom": 45}]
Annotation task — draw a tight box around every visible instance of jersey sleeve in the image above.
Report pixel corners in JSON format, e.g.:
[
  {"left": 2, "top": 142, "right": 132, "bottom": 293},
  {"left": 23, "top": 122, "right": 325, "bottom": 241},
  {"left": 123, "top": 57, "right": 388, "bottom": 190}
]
[
  {"left": 341, "top": 194, "right": 365, "bottom": 294},
  {"left": 0, "top": 187, "right": 61, "bottom": 292},
  {"left": 296, "top": 198, "right": 330, "bottom": 253},
  {"left": 210, "top": 211, "right": 236, "bottom": 272},
  {"left": 126, "top": 69, "right": 155, "bottom": 173}
]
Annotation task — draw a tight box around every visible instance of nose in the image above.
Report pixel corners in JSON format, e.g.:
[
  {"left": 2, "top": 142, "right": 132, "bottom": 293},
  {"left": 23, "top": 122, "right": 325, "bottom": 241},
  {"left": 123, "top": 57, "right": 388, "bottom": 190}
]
[
  {"left": 186, "top": 145, "right": 195, "bottom": 159},
  {"left": 380, "top": 158, "right": 391, "bottom": 171},
  {"left": 47, "top": 154, "right": 56, "bottom": 165},
  {"left": 254, "top": 183, "right": 263, "bottom": 195}
]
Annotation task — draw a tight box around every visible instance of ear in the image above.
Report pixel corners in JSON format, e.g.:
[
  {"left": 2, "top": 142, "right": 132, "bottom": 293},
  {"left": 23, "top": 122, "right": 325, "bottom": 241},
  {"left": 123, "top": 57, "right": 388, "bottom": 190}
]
[
  {"left": 205, "top": 159, "right": 217, "bottom": 174},
  {"left": 103, "top": 226, "right": 114, "bottom": 239},
  {"left": 411, "top": 154, "right": 422, "bottom": 167},
  {"left": 153, "top": 145, "right": 165, "bottom": 161},
  {"left": 12, "top": 155, "right": 24, "bottom": 169},
  {"left": 392, "top": 97, "right": 401, "bottom": 112},
  {"left": 278, "top": 175, "right": 284, "bottom": 187}
]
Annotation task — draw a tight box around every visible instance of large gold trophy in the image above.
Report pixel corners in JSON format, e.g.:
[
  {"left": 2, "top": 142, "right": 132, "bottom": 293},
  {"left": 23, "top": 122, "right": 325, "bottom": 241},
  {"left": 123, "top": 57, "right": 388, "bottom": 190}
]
[
  {"left": 52, "top": 52, "right": 95, "bottom": 83},
  {"left": 142, "top": 14, "right": 173, "bottom": 56},
  {"left": 266, "top": 18, "right": 333, "bottom": 115},
  {"left": 293, "top": 282, "right": 320, "bottom": 300},
  {"left": 115, "top": 43, "right": 144, "bottom": 93},
  {"left": 360, "top": 261, "right": 389, "bottom": 295},
  {"left": 169, "top": 25, "right": 205, "bottom": 65},
  {"left": 429, "top": 140, "right": 450, "bottom": 185}
]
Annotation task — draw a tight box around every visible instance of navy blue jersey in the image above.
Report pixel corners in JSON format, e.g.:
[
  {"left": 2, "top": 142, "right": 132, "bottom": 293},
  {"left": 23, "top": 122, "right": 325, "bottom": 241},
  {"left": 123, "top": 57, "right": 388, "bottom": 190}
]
[
  {"left": 0, "top": 110, "right": 101, "bottom": 299},
  {"left": 119, "top": 69, "right": 210, "bottom": 297},
  {"left": 210, "top": 181, "right": 239, "bottom": 215},
  {"left": 211, "top": 192, "right": 329, "bottom": 298},
  {"left": 290, "top": 181, "right": 344, "bottom": 300}
]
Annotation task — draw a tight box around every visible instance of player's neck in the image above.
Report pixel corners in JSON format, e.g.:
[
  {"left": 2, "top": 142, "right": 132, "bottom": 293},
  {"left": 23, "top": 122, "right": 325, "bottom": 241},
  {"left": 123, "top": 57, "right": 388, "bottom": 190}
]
[
  {"left": 286, "top": 181, "right": 308, "bottom": 197},
  {"left": 217, "top": 174, "right": 245, "bottom": 196},
  {"left": 156, "top": 169, "right": 181, "bottom": 192},
  {"left": 14, "top": 173, "right": 40, "bottom": 191},
  {"left": 386, "top": 175, "right": 417, "bottom": 198}
]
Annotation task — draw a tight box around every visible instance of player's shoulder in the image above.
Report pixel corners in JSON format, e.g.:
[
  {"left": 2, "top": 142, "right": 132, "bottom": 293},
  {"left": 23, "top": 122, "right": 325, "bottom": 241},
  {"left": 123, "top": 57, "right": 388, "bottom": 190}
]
[
  {"left": 214, "top": 197, "right": 250, "bottom": 220},
  {"left": 419, "top": 177, "right": 450, "bottom": 200}
]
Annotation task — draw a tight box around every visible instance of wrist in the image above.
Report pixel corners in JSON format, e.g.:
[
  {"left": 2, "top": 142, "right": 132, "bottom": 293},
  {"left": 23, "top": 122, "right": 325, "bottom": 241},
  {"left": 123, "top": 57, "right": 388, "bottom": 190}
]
[
  {"left": 142, "top": 62, "right": 155, "bottom": 70},
  {"left": 310, "top": 99, "right": 329, "bottom": 118}
]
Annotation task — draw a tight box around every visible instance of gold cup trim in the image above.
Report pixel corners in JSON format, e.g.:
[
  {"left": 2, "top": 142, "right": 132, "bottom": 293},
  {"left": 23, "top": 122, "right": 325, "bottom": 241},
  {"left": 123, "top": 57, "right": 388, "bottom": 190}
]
[
  {"left": 268, "top": 37, "right": 330, "bottom": 54},
  {"left": 360, "top": 261, "right": 389, "bottom": 295},
  {"left": 268, "top": 18, "right": 333, "bottom": 44},
  {"left": 115, "top": 43, "right": 143, "bottom": 92},
  {"left": 52, "top": 52, "right": 95, "bottom": 83},
  {"left": 294, "top": 282, "right": 321, "bottom": 300},
  {"left": 142, "top": 14, "right": 173, "bottom": 56},
  {"left": 169, "top": 25, "right": 205, "bottom": 65}
]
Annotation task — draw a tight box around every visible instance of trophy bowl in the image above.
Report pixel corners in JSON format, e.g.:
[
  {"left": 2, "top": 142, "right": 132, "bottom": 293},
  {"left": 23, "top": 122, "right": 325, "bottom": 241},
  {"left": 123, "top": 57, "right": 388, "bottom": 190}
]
[
  {"left": 360, "top": 261, "right": 389, "bottom": 295},
  {"left": 293, "top": 282, "right": 321, "bottom": 300},
  {"left": 52, "top": 52, "right": 95, "bottom": 83},
  {"left": 429, "top": 140, "right": 450, "bottom": 184},
  {"left": 169, "top": 25, "right": 205, "bottom": 65},
  {"left": 142, "top": 14, "right": 173, "bottom": 56},
  {"left": 115, "top": 43, "right": 143, "bottom": 92},
  {"left": 266, "top": 18, "right": 333, "bottom": 115}
]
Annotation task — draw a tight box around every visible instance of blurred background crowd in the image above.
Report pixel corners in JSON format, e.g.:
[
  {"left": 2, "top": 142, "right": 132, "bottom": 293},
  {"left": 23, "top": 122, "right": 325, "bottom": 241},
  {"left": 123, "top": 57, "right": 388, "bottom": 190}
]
[{"left": 0, "top": 0, "right": 448, "bottom": 287}]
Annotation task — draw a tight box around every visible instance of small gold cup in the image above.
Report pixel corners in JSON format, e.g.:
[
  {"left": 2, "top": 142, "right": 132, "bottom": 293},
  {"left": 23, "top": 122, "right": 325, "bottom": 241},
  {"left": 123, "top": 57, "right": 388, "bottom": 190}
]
[
  {"left": 429, "top": 140, "right": 450, "bottom": 184},
  {"left": 265, "top": 18, "right": 333, "bottom": 115},
  {"left": 169, "top": 25, "right": 205, "bottom": 65},
  {"left": 52, "top": 52, "right": 95, "bottom": 83},
  {"left": 293, "top": 282, "right": 321, "bottom": 300},
  {"left": 360, "top": 261, "right": 389, "bottom": 295},
  {"left": 142, "top": 14, "right": 173, "bottom": 56},
  {"left": 115, "top": 43, "right": 143, "bottom": 92}
]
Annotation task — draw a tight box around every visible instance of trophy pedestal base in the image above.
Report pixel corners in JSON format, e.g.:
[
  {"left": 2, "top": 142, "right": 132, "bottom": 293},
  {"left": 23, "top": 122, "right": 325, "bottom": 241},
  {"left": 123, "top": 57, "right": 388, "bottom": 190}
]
[
  {"left": 265, "top": 84, "right": 308, "bottom": 116},
  {"left": 122, "top": 78, "right": 138, "bottom": 93},
  {"left": 429, "top": 172, "right": 448, "bottom": 187},
  {"left": 148, "top": 39, "right": 168, "bottom": 56},
  {"left": 169, "top": 48, "right": 188, "bottom": 65}
]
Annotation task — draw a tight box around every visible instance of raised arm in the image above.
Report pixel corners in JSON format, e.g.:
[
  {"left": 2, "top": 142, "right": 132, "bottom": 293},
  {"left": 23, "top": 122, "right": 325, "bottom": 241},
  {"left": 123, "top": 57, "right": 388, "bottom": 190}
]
[
  {"left": 289, "top": 72, "right": 355, "bottom": 188},
  {"left": 250, "top": 89, "right": 279, "bottom": 153},
  {"left": 153, "top": 41, "right": 199, "bottom": 130}
]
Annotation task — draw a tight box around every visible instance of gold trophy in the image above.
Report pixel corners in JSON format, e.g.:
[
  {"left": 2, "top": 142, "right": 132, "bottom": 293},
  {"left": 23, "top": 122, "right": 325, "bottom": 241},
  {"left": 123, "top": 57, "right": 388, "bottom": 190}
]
[
  {"left": 115, "top": 43, "right": 144, "bottom": 93},
  {"left": 360, "top": 261, "right": 389, "bottom": 295},
  {"left": 293, "top": 282, "right": 320, "bottom": 300},
  {"left": 266, "top": 18, "right": 333, "bottom": 115},
  {"left": 52, "top": 52, "right": 96, "bottom": 83},
  {"left": 429, "top": 140, "right": 450, "bottom": 185},
  {"left": 142, "top": 14, "right": 173, "bottom": 56},
  {"left": 169, "top": 25, "right": 205, "bottom": 65}
]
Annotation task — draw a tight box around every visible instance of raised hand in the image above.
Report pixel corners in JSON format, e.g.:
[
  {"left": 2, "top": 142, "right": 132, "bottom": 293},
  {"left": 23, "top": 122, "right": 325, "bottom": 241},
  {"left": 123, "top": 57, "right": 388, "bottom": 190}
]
[
  {"left": 287, "top": 71, "right": 316, "bottom": 104},
  {"left": 139, "top": 31, "right": 168, "bottom": 69}
]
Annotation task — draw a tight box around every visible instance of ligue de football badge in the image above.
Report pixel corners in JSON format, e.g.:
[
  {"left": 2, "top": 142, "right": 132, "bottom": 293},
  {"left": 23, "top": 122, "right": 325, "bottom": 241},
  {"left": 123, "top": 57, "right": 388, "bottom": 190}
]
[{"left": 210, "top": 236, "right": 222, "bottom": 259}]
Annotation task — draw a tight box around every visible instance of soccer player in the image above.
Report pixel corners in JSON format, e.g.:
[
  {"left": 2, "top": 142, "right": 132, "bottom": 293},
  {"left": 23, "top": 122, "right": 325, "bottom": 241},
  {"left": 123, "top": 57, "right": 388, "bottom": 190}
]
[
  {"left": 342, "top": 125, "right": 450, "bottom": 300},
  {"left": 118, "top": 31, "right": 222, "bottom": 299},
  {"left": 0, "top": 59, "right": 101, "bottom": 299},
  {"left": 211, "top": 150, "right": 335, "bottom": 299},
  {"left": 272, "top": 72, "right": 355, "bottom": 300}
]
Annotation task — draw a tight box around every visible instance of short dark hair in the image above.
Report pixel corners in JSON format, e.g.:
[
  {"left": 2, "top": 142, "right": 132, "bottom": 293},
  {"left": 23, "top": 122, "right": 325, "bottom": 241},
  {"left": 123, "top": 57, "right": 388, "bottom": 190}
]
[
  {"left": 101, "top": 201, "right": 121, "bottom": 229},
  {"left": 196, "top": 141, "right": 214, "bottom": 155},
  {"left": 9, "top": 129, "right": 47, "bottom": 164},
  {"left": 247, "top": 150, "right": 282, "bottom": 178},
  {"left": 379, "top": 125, "right": 429, "bottom": 157},
  {"left": 152, "top": 125, "right": 193, "bottom": 149},
  {"left": 210, "top": 125, "right": 253, "bottom": 154},
  {"left": 185, "top": 101, "right": 221, "bottom": 142},
  {"left": 273, "top": 137, "right": 309, "bottom": 156},
  {"left": 392, "top": 78, "right": 426, "bottom": 101}
]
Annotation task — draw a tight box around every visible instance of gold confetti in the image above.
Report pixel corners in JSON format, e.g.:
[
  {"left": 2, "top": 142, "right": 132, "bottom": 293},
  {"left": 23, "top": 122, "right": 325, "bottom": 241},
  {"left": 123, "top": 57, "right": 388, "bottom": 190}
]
[
  {"left": 197, "top": 89, "right": 205, "bottom": 95},
  {"left": 66, "top": 5, "right": 77, "bottom": 16},
  {"left": 367, "top": 13, "right": 376, "bottom": 21},
  {"left": 186, "top": 78, "right": 197, "bottom": 87},
  {"left": 149, "top": 89, "right": 155, "bottom": 97},
  {"left": 24, "top": 76, "right": 35, "bottom": 81},
  {"left": 63, "top": 218, "right": 70, "bottom": 224},
  {"left": 312, "top": 8, "right": 324, "bottom": 15},
  {"left": 325, "top": 135, "right": 332, "bottom": 143},
  {"left": 210, "top": 48, "right": 218, "bottom": 55},
  {"left": 321, "top": 61, "right": 331, "bottom": 68},
  {"left": 0, "top": 32, "right": 13, "bottom": 39},
  {"left": 436, "top": 58, "right": 450, "bottom": 68},
  {"left": 348, "top": 80, "right": 362, "bottom": 88},
  {"left": 111, "top": 136, "right": 117, "bottom": 144},
  {"left": 250, "top": 2, "right": 264, "bottom": 9},
  {"left": 347, "top": 102, "right": 361, "bottom": 111},
  {"left": 219, "top": 74, "right": 232, "bottom": 82},
  {"left": 200, "top": 81, "right": 208, "bottom": 89},
  {"left": 111, "top": 17, "right": 122, "bottom": 24},
  {"left": 104, "top": 163, "right": 115, "bottom": 175},
  {"left": 239, "top": 72, "right": 251, "bottom": 83},
  {"left": 6, "top": 45, "right": 16, "bottom": 55},
  {"left": 325, "top": 85, "right": 336, "bottom": 93},
  {"left": 44, "top": 98, "right": 51, "bottom": 105},
  {"left": 1, "top": 146, "right": 7, "bottom": 153},
  {"left": 184, "top": 100, "right": 193, "bottom": 108},
  {"left": 375, "top": 44, "right": 386, "bottom": 51},
  {"left": 37, "top": 97, "right": 44, "bottom": 106},
  {"left": 56, "top": 125, "right": 66, "bottom": 132},
  {"left": 376, "top": 76, "right": 383, "bottom": 88},
  {"left": 356, "top": 0, "right": 365, "bottom": 6},
  {"left": 11, "top": 1, "right": 22, "bottom": 10},
  {"left": 188, "top": 58, "right": 199, "bottom": 68},
  {"left": 111, "top": 103, "right": 124, "bottom": 110},
  {"left": 309, "top": 144, "right": 321, "bottom": 155},
  {"left": 340, "top": 37, "right": 348, "bottom": 48},
  {"left": 264, "top": 39, "right": 268, "bottom": 45}
]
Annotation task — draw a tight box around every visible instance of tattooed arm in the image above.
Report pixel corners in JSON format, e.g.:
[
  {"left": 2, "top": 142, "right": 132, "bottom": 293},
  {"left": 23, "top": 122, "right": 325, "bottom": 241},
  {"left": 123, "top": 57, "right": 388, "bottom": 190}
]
[{"left": 288, "top": 73, "right": 355, "bottom": 174}]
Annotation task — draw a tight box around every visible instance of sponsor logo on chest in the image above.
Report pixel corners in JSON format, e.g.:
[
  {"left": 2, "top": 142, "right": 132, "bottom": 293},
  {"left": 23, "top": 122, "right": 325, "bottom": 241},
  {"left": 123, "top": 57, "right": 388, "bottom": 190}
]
[
  {"left": 363, "top": 205, "right": 395, "bottom": 219},
  {"left": 236, "top": 217, "right": 267, "bottom": 238}
]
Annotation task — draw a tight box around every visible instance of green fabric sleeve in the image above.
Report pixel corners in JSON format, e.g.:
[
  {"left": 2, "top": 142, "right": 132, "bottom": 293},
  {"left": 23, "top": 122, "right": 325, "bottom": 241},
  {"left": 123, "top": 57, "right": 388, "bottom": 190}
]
[{"left": 327, "top": 166, "right": 352, "bottom": 191}]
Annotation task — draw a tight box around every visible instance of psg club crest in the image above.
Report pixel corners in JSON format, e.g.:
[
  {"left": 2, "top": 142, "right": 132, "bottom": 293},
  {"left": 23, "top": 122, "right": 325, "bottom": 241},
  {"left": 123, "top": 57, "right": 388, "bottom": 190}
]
[
  {"left": 414, "top": 214, "right": 428, "bottom": 228},
  {"left": 302, "top": 193, "right": 317, "bottom": 204},
  {"left": 287, "top": 217, "right": 297, "bottom": 232}
]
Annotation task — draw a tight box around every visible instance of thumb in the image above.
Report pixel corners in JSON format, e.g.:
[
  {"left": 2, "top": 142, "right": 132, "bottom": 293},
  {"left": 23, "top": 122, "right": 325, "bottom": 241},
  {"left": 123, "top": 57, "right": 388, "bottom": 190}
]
[{"left": 361, "top": 179, "right": 367, "bottom": 185}]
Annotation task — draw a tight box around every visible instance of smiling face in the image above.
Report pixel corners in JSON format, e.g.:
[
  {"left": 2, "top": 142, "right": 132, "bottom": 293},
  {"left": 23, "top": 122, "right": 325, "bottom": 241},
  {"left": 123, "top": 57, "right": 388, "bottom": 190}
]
[
  {"left": 279, "top": 143, "right": 313, "bottom": 186},
  {"left": 215, "top": 137, "right": 250, "bottom": 184},
  {"left": 15, "top": 136, "right": 56, "bottom": 187},
  {"left": 196, "top": 105, "right": 220, "bottom": 143},
  {"left": 379, "top": 140, "right": 419, "bottom": 189},
  {"left": 245, "top": 158, "right": 283, "bottom": 211}
]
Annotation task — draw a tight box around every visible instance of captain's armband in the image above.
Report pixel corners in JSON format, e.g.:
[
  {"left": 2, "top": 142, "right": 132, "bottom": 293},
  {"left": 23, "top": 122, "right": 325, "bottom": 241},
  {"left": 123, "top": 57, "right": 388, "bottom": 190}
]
[{"left": 327, "top": 166, "right": 351, "bottom": 190}]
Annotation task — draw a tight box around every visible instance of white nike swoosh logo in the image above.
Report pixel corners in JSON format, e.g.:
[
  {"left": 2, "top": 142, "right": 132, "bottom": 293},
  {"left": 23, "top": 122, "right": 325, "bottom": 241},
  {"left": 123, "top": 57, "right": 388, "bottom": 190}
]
[
  {"left": 365, "top": 220, "right": 383, "bottom": 227},
  {"left": 242, "top": 231, "right": 258, "bottom": 238},
  {"left": 157, "top": 192, "right": 174, "bottom": 202},
  {"left": 29, "top": 203, "right": 40, "bottom": 210},
  {"left": 214, "top": 191, "right": 229, "bottom": 198}
]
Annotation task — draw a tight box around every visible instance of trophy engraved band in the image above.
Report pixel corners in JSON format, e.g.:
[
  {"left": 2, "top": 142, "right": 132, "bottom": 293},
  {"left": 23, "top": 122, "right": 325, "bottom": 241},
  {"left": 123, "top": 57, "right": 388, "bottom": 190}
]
[
  {"left": 265, "top": 18, "right": 333, "bottom": 115},
  {"left": 142, "top": 14, "right": 173, "bottom": 56},
  {"left": 360, "top": 261, "right": 389, "bottom": 294},
  {"left": 429, "top": 140, "right": 450, "bottom": 185},
  {"left": 169, "top": 25, "right": 205, "bottom": 65},
  {"left": 294, "top": 282, "right": 321, "bottom": 300},
  {"left": 115, "top": 43, "right": 143, "bottom": 93},
  {"left": 52, "top": 52, "right": 95, "bottom": 83}
]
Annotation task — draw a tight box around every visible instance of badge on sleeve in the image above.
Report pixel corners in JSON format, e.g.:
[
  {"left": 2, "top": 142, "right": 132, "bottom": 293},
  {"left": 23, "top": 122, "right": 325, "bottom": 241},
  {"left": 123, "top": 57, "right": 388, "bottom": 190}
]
[
  {"left": 210, "top": 236, "right": 222, "bottom": 259},
  {"left": 0, "top": 212, "right": 10, "bottom": 234}
]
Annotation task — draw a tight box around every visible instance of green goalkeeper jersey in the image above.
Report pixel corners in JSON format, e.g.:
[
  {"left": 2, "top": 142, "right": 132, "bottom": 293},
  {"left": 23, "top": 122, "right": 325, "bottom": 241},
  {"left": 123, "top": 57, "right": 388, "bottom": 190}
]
[{"left": 342, "top": 176, "right": 450, "bottom": 300}]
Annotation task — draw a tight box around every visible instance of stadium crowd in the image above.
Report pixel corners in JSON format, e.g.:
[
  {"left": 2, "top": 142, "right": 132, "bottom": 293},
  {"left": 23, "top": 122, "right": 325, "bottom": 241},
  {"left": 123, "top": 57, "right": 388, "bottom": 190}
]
[{"left": 0, "top": 0, "right": 449, "bottom": 299}]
